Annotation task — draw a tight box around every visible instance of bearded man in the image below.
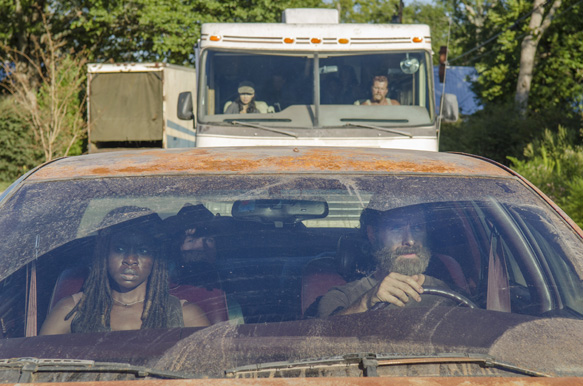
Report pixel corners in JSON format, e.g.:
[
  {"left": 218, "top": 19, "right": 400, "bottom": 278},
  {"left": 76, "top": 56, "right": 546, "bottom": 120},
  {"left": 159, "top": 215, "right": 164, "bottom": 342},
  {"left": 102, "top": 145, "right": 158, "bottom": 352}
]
[{"left": 317, "top": 204, "right": 452, "bottom": 318}]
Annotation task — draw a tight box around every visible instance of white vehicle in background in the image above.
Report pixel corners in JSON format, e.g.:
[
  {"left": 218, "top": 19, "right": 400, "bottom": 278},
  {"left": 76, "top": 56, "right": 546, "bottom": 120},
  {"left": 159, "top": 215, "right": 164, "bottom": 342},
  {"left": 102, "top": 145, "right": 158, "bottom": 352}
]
[
  {"left": 88, "top": 63, "right": 197, "bottom": 152},
  {"left": 178, "top": 8, "right": 458, "bottom": 151}
]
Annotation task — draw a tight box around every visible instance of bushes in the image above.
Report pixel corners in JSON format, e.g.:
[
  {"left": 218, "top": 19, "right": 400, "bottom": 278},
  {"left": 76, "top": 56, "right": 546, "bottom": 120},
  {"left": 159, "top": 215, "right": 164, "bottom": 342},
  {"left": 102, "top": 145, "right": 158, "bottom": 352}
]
[
  {"left": 439, "top": 102, "right": 581, "bottom": 165},
  {"left": 440, "top": 101, "right": 583, "bottom": 227},
  {"left": 508, "top": 126, "right": 583, "bottom": 227},
  {"left": 0, "top": 101, "right": 44, "bottom": 182}
]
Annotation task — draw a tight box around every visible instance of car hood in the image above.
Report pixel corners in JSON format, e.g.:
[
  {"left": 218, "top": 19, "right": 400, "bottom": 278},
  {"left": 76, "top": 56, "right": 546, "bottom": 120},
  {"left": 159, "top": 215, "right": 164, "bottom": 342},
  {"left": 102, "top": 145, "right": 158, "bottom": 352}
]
[
  {"left": 155, "top": 307, "right": 583, "bottom": 377},
  {"left": 1, "top": 307, "right": 582, "bottom": 380}
]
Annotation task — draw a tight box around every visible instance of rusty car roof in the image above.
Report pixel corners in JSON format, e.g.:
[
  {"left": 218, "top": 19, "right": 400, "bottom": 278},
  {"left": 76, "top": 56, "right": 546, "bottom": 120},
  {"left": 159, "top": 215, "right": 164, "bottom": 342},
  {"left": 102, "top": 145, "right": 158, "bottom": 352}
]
[{"left": 28, "top": 147, "right": 511, "bottom": 181}]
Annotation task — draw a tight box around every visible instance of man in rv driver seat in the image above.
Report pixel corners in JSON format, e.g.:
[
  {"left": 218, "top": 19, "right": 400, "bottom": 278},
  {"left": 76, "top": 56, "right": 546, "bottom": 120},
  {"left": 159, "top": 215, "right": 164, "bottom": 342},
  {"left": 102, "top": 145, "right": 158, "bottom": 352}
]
[
  {"left": 317, "top": 201, "right": 459, "bottom": 318},
  {"left": 354, "top": 75, "right": 400, "bottom": 106}
]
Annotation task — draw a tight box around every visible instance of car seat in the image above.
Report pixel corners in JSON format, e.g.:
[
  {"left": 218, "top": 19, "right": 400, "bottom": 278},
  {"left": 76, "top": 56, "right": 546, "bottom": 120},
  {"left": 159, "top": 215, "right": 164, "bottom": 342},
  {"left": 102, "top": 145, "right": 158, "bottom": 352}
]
[{"left": 48, "top": 266, "right": 230, "bottom": 324}]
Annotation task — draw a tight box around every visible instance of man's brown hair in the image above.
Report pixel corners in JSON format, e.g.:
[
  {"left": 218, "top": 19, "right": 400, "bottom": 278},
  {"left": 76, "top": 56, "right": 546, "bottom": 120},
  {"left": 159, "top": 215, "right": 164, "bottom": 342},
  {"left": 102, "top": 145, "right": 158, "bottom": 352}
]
[{"left": 372, "top": 75, "right": 388, "bottom": 85}]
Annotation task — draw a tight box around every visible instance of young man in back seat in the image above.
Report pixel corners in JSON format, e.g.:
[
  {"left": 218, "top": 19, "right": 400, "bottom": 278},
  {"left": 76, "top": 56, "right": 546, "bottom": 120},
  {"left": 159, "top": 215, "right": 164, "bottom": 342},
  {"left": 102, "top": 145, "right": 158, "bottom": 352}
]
[{"left": 164, "top": 203, "right": 233, "bottom": 290}]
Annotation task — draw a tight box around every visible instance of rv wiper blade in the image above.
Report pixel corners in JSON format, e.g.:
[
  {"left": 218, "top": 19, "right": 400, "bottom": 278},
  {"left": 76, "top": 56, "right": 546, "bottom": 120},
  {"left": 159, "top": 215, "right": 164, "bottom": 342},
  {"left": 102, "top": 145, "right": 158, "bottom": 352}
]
[
  {"left": 225, "top": 352, "right": 552, "bottom": 378},
  {"left": 0, "top": 357, "right": 198, "bottom": 383},
  {"left": 230, "top": 121, "right": 299, "bottom": 138},
  {"left": 344, "top": 123, "right": 412, "bottom": 138}
]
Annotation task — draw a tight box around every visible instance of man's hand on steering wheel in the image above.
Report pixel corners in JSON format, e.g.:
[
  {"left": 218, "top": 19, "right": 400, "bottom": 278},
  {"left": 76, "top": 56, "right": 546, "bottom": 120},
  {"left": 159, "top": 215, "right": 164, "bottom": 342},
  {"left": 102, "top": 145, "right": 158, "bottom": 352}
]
[{"left": 366, "top": 272, "right": 425, "bottom": 309}]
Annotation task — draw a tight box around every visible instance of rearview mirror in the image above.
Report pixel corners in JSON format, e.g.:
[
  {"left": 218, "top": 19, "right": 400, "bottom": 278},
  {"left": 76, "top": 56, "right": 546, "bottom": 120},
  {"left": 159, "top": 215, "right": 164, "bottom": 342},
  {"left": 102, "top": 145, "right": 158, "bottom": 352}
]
[{"left": 232, "top": 199, "right": 329, "bottom": 225}]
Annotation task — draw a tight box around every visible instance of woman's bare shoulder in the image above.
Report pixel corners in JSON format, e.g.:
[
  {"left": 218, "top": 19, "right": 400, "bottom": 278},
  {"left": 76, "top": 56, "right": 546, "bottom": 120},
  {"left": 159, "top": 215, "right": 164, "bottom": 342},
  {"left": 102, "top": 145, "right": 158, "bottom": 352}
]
[
  {"left": 182, "top": 301, "right": 211, "bottom": 327},
  {"left": 39, "top": 293, "right": 80, "bottom": 335}
]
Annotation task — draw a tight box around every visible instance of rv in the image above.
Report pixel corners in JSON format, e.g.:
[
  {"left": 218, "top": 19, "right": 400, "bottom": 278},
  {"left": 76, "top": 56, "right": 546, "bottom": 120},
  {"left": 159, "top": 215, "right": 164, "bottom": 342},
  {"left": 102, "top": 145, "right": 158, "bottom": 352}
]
[{"left": 178, "top": 8, "right": 456, "bottom": 151}]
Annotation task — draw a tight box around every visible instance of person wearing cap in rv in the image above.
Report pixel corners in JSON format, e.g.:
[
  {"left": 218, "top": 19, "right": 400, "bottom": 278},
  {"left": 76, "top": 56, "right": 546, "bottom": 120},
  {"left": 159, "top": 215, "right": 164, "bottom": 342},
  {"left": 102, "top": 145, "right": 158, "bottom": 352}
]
[
  {"left": 224, "top": 81, "right": 261, "bottom": 114},
  {"left": 40, "top": 206, "right": 210, "bottom": 335},
  {"left": 317, "top": 202, "right": 457, "bottom": 318}
]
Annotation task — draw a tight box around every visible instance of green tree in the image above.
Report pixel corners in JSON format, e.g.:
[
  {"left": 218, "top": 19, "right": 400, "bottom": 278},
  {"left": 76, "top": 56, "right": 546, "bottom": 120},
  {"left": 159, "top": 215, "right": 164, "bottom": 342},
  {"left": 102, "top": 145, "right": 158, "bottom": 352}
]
[
  {"left": 446, "top": 0, "right": 583, "bottom": 115},
  {"left": 333, "top": 0, "right": 400, "bottom": 23},
  {"left": 1, "top": 18, "right": 87, "bottom": 162},
  {"left": 0, "top": 99, "right": 43, "bottom": 182},
  {"left": 514, "top": 0, "right": 562, "bottom": 114},
  {"left": 405, "top": 1, "right": 456, "bottom": 64},
  {"left": 439, "top": 101, "right": 581, "bottom": 164},
  {"left": 50, "top": 0, "right": 325, "bottom": 65}
]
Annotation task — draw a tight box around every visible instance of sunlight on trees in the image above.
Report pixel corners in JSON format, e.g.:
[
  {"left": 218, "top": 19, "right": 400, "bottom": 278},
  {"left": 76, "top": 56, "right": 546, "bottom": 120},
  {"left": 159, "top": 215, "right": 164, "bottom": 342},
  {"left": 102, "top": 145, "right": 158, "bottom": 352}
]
[{"left": 0, "top": 19, "right": 87, "bottom": 162}]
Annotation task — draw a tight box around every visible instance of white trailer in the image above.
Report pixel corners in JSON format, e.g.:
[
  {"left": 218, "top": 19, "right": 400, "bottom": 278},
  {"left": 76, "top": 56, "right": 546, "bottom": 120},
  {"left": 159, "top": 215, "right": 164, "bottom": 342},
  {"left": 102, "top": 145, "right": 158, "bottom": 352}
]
[
  {"left": 88, "top": 63, "right": 196, "bottom": 152},
  {"left": 177, "top": 8, "right": 457, "bottom": 151}
]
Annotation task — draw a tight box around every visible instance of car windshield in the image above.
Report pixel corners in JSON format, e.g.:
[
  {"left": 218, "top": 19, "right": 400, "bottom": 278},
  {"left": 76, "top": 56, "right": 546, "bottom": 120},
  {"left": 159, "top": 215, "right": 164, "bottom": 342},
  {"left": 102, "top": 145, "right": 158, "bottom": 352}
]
[
  {"left": 198, "top": 50, "right": 435, "bottom": 129},
  {"left": 1, "top": 172, "right": 583, "bottom": 380}
]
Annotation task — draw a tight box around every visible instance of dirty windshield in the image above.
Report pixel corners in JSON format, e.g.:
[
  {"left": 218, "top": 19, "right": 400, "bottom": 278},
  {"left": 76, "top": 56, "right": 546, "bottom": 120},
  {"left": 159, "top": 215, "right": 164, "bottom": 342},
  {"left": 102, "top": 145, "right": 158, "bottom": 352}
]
[
  {"left": 199, "top": 50, "right": 435, "bottom": 128},
  {"left": 1, "top": 173, "right": 583, "bottom": 380}
]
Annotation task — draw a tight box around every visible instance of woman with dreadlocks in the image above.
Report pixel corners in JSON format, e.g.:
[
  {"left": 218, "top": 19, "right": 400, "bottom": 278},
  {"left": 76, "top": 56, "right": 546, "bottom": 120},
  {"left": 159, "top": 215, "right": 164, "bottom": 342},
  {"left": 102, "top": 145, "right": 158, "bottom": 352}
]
[{"left": 40, "top": 206, "right": 210, "bottom": 335}]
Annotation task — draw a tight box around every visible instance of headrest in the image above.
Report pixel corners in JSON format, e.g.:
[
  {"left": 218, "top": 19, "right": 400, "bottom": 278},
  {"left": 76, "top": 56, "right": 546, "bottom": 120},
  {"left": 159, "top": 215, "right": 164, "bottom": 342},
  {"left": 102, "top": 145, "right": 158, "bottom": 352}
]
[{"left": 335, "top": 233, "right": 374, "bottom": 281}]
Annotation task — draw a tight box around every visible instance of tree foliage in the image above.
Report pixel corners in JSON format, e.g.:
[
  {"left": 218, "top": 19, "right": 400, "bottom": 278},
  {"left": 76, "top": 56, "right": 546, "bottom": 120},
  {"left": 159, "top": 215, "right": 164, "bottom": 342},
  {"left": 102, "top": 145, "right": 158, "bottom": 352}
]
[
  {"left": 48, "top": 0, "right": 324, "bottom": 65},
  {"left": 445, "top": 0, "right": 583, "bottom": 116},
  {"left": 405, "top": 1, "right": 454, "bottom": 64},
  {"left": 439, "top": 101, "right": 581, "bottom": 164},
  {"left": 0, "top": 98, "right": 43, "bottom": 182},
  {"left": 333, "top": 0, "right": 400, "bottom": 23},
  {"left": 1, "top": 18, "right": 87, "bottom": 162},
  {"left": 509, "top": 127, "right": 583, "bottom": 227}
]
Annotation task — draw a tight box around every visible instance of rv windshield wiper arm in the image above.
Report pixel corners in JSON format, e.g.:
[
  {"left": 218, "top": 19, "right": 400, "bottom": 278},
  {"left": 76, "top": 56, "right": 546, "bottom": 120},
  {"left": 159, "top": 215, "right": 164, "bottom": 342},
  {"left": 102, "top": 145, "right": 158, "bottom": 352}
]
[
  {"left": 0, "top": 357, "right": 198, "bottom": 383},
  {"left": 344, "top": 123, "right": 412, "bottom": 138},
  {"left": 225, "top": 352, "right": 552, "bottom": 378},
  {"left": 231, "top": 121, "right": 299, "bottom": 138}
]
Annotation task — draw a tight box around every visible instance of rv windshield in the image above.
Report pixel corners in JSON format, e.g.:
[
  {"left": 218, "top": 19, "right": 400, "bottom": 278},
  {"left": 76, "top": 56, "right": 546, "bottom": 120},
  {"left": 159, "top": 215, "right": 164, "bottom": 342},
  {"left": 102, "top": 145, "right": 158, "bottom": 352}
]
[{"left": 198, "top": 50, "right": 435, "bottom": 129}]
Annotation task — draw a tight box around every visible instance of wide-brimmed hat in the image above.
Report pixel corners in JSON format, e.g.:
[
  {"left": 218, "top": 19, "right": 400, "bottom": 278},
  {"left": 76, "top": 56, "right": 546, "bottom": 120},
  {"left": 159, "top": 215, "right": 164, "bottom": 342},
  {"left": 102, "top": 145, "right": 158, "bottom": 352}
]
[
  {"left": 96, "top": 205, "right": 164, "bottom": 240},
  {"left": 238, "top": 81, "right": 255, "bottom": 94},
  {"left": 164, "top": 203, "right": 227, "bottom": 238}
]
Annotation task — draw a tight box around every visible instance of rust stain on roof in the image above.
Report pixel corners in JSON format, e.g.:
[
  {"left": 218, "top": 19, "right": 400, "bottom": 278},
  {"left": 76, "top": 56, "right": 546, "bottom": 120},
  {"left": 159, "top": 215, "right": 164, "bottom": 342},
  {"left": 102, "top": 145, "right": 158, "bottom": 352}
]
[{"left": 28, "top": 148, "right": 509, "bottom": 181}]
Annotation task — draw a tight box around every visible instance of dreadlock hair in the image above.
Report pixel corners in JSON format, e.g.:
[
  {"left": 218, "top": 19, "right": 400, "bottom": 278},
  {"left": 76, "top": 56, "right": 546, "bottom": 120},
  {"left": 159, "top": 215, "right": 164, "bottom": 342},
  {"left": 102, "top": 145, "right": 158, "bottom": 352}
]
[{"left": 67, "top": 206, "right": 172, "bottom": 333}]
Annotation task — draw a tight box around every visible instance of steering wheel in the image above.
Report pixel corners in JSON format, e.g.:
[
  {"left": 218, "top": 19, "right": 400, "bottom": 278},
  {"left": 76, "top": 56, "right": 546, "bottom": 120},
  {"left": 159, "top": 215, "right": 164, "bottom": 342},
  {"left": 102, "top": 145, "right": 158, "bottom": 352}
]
[{"left": 372, "top": 286, "right": 478, "bottom": 310}]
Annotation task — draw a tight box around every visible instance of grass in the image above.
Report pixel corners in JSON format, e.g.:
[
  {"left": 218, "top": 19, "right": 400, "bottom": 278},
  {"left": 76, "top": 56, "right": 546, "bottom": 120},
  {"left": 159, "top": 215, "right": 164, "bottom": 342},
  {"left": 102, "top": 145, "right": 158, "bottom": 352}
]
[{"left": 0, "top": 181, "right": 13, "bottom": 192}]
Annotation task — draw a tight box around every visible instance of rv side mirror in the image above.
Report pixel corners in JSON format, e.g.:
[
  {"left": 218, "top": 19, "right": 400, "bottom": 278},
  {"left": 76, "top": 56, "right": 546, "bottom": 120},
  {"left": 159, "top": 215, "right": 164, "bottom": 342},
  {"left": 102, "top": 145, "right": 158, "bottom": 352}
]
[
  {"left": 177, "top": 92, "right": 195, "bottom": 120},
  {"left": 441, "top": 93, "right": 459, "bottom": 122}
]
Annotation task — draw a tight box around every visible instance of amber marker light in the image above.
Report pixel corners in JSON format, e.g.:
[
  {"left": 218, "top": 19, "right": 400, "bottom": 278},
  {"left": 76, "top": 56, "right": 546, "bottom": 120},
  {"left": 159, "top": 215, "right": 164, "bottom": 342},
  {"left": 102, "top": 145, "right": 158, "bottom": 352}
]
[
  {"left": 283, "top": 37, "right": 295, "bottom": 44},
  {"left": 338, "top": 38, "right": 350, "bottom": 44},
  {"left": 311, "top": 37, "right": 322, "bottom": 44},
  {"left": 412, "top": 37, "right": 423, "bottom": 43},
  {"left": 209, "top": 35, "right": 221, "bottom": 42}
]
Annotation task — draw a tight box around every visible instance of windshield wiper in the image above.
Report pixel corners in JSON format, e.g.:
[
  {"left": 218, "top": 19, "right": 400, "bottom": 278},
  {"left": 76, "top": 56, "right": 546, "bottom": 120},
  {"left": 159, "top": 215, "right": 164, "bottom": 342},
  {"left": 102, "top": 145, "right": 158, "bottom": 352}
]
[
  {"left": 225, "top": 352, "right": 552, "bottom": 378},
  {"left": 0, "top": 357, "right": 198, "bottom": 383},
  {"left": 230, "top": 121, "right": 299, "bottom": 138},
  {"left": 344, "top": 123, "right": 412, "bottom": 138}
]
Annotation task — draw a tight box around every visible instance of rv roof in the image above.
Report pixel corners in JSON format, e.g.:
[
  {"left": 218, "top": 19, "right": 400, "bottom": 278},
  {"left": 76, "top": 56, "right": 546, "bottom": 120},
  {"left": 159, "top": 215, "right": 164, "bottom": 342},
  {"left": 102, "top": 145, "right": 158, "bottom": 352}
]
[{"left": 200, "top": 23, "right": 431, "bottom": 52}]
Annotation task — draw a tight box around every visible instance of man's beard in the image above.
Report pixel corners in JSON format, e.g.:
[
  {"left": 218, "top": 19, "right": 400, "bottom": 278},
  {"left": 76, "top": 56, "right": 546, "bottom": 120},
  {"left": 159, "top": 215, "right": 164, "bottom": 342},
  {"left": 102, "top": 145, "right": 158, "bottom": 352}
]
[{"left": 373, "top": 245, "right": 431, "bottom": 276}]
